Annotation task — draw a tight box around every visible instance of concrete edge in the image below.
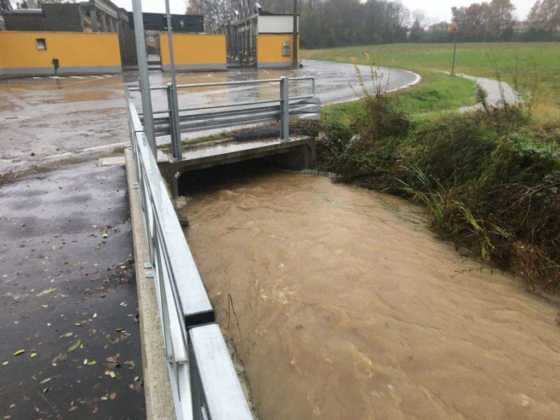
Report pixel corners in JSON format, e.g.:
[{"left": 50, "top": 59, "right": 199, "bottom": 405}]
[
  {"left": 0, "top": 66, "right": 122, "bottom": 77},
  {"left": 162, "top": 64, "right": 227, "bottom": 72},
  {"left": 257, "top": 62, "right": 293, "bottom": 69},
  {"left": 323, "top": 68, "right": 423, "bottom": 108},
  {"left": 125, "top": 148, "right": 175, "bottom": 420}
]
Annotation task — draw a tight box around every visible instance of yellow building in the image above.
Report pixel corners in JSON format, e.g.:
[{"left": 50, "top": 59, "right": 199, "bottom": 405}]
[
  {"left": 257, "top": 33, "right": 299, "bottom": 69},
  {"left": 160, "top": 33, "right": 227, "bottom": 71},
  {"left": 226, "top": 13, "right": 299, "bottom": 69},
  {"left": 0, "top": 31, "right": 122, "bottom": 77}
]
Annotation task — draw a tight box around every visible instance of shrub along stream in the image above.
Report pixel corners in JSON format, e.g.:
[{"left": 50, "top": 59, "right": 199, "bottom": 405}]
[{"left": 294, "top": 94, "right": 560, "bottom": 293}]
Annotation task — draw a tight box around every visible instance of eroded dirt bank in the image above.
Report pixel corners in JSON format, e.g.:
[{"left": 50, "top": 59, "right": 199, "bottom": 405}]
[{"left": 181, "top": 170, "right": 560, "bottom": 420}]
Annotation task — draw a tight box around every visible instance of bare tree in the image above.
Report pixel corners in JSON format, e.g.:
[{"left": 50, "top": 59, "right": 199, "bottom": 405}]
[
  {"left": 452, "top": 0, "right": 515, "bottom": 41},
  {"left": 186, "top": 0, "right": 234, "bottom": 32},
  {"left": 0, "top": 0, "right": 13, "bottom": 12},
  {"left": 185, "top": 0, "right": 412, "bottom": 46},
  {"left": 412, "top": 9, "right": 430, "bottom": 27},
  {"left": 528, "top": 0, "right": 560, "bottom": 32},
  {"left": 186, "top": 0, "right": 203, "bottom": 14}
]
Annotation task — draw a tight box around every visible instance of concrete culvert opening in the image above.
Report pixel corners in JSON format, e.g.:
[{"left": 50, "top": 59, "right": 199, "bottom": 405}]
[
  {"left": 176, "top": 154, "right": 313, "bottom": 196},
  {"left": 176, "top": 166, "right": 560, "bottom": 420}
]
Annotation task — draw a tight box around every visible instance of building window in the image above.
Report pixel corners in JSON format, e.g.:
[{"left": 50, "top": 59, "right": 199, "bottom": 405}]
[
  {"left": 282, "top": 41, "right": 291, "bottom": 57},
  {"left": 36, "top": 39, "right": 47, "bottom": 51}
]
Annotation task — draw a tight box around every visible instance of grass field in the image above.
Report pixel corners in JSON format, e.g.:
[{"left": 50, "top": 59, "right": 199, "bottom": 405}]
[
  {"left": 303, "top": 42, "right": 560, "bottom": 119},
  {"left": 323, "top": 73, "right": 477, "bottom": 123}
]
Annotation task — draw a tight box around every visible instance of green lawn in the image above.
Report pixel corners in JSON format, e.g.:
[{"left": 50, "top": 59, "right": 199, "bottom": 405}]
[
  {"left": 321, "top": 69, "right": 478, "bottom": 125},
  {"left": 303, "top": 42, "right": 560, "bottom": 119}
]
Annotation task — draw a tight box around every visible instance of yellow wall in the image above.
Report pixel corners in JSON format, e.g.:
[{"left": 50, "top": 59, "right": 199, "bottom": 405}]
[
  {"left": 160, "top": 33, "right": 226, "bottom": 67},
  {"left": 257, "top": 34, "right": 299, "bottom": 66},
  {"left": 0, "top": 31, "right": 121, "bottom": 72}
]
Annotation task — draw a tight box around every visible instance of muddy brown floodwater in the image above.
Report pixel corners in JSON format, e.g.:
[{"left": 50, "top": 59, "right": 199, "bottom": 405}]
[{"left": 181, "top": 170, "right": 560, "bottom": 420}]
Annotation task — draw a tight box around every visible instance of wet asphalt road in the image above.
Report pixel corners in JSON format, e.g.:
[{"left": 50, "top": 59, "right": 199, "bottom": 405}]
[
  {"left": 0, "top": 75, "right": 128, "bottom": 177},
  {"left": 0, "top": 162, "right": 145, "bottom": 419}
]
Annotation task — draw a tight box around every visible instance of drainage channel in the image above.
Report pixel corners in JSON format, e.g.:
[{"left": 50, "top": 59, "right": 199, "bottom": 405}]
[{"left": 179, "top": 164, "right": 560, "bottom": 420}]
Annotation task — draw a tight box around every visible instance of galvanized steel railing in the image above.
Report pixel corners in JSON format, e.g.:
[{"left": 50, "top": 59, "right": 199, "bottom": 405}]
[
  {"left": 130, "top": 77, "right": 320, "bottom": 161},
  {"left": 127, "top": 99, "right": 254, "bottom": 420}
]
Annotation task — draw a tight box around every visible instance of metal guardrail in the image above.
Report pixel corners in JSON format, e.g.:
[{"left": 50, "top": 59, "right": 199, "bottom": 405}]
[
  {"left": 127, "top": 100, "right": 254, "bottom": 420},
  {"left": 130, "top": 77, "right": 321, "bottom": 161}
]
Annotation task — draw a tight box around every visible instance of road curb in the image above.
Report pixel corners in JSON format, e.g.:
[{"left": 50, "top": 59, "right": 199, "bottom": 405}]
[{"left": 125, "top": 148, "right": 175, "bottom": 420}]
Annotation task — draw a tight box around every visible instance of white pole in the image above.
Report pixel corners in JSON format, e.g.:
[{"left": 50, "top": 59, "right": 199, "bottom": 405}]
[
  {"left": 131, "top": 0, "right": 156, "bottom": 155},
  {"left": 165, "top": 0, "right": 182, "bottom": 160}
]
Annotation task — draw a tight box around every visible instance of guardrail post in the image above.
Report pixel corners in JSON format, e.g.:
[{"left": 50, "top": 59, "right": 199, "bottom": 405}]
[
  {"left": 166, "top": 84, "right": 183, "bottom": 161},
  {"left": 280, "top": 76, "right": 290, "bottom": 141},
  {"left": 131, "top": 0, "right": 156, "bottom": 156}
]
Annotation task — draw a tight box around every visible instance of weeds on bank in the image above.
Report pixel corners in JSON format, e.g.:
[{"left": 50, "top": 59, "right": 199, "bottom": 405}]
[{"left": 295, "top": 76, "right": 560, "bottom": 292}]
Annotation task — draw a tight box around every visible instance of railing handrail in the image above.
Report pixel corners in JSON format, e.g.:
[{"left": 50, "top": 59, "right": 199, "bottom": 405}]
[
  {"left": 130, "top": 75, "right": 320, "bottom": 162},
  {"left": 127, "top": 99, "right": 254, "bottom": 420},
  {"left": 146, "top": 95, "right": 316, "bottom": 117},
  {"left": 128, "top": 76, "right": 315, "bottom": 92}
]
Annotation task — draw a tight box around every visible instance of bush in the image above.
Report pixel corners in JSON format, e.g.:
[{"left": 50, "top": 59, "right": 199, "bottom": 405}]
[
  {"left": 313, "top": 99, "right": 560, "bottom": 292},
  {"left": 353, "top": 93, "right": 411, "bottom": 140}
]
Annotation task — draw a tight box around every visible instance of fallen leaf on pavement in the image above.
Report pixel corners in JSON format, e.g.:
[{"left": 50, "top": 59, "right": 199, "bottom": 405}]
[
  {"left": 67, "top": 340, "right": 82, "bottom": 353},
  {"left": 36, "top": 288, "right": 57, "bottom": 297}
]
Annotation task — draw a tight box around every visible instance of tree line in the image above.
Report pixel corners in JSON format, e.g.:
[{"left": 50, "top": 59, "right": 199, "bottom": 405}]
[
  {"left": 186, "top": 0, "right": 560, "bottom": 47},
  {"left": 261, "top": 0, "right": 409, "bottom": 48},
  {"left": 414, "top": 0, "right": 560, "bottom": 43}
]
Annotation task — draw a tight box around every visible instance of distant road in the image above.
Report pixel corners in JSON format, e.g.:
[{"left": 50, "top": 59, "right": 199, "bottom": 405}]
[{"left": 300, "top": 59, "right": 421, "bottom": 104}]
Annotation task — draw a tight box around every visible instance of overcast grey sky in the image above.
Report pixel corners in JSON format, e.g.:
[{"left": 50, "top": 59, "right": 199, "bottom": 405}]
[
  {"left": 400, "top": 0, "right": 534, "bottom": 22},
  {"left": 109, "top": 0, "right": 535, "bottom": 22},
  {"left": 112, "top": 0, "right": 186, "bottom": 14}
]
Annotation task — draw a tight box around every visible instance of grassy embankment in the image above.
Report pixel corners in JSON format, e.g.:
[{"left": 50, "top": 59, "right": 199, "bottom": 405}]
[
  {"left": 296, "top": 43, "right": 560, "bottom": 293},
  {"left": 303, "top": 42, "right": 560, "bottom": 120}
]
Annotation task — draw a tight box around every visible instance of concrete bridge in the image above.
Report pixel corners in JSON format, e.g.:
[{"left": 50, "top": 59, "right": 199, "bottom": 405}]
[{"left": 132, "top": 76, "right": 321, "bottom": 186}]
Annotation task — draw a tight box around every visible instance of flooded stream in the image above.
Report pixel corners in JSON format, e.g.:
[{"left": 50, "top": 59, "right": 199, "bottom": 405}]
[{"left": 181, "top": 169, "right": 560, "bottom": 420}]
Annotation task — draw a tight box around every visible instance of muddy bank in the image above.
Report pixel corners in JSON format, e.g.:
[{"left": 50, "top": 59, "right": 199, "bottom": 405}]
[{"left": 181, "top": 170, "right": 560, "bottom": 420}]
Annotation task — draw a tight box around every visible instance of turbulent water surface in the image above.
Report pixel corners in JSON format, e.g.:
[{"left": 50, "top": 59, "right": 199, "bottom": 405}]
[{"left": 181, "top": 169, "right": 560, "bottom": 420}]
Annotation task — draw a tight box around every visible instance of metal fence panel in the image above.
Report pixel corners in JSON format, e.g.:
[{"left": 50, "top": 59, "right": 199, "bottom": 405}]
[
  {"left": 127, "top": 100, "right": 254, "bottom": 420},
  {"left": 190, "top": 324, "right": 253, "bottom": 420},
  {"left": 132, "top": 77, "right": 320, "bottom": 142}
]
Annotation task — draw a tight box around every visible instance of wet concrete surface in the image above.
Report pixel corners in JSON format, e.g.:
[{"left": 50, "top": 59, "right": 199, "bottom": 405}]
[
  {"left": 0, "top": 75, "right": 128, "bottom": 177},
  {"left": 459, "top": 74, "right": 520, "bottom": 112},
  {"left": 0, "top": 162, "right": 145, "bottom": 419},
  {"left": 0, "top": 60, "right": 419, "bottom": 177}
]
